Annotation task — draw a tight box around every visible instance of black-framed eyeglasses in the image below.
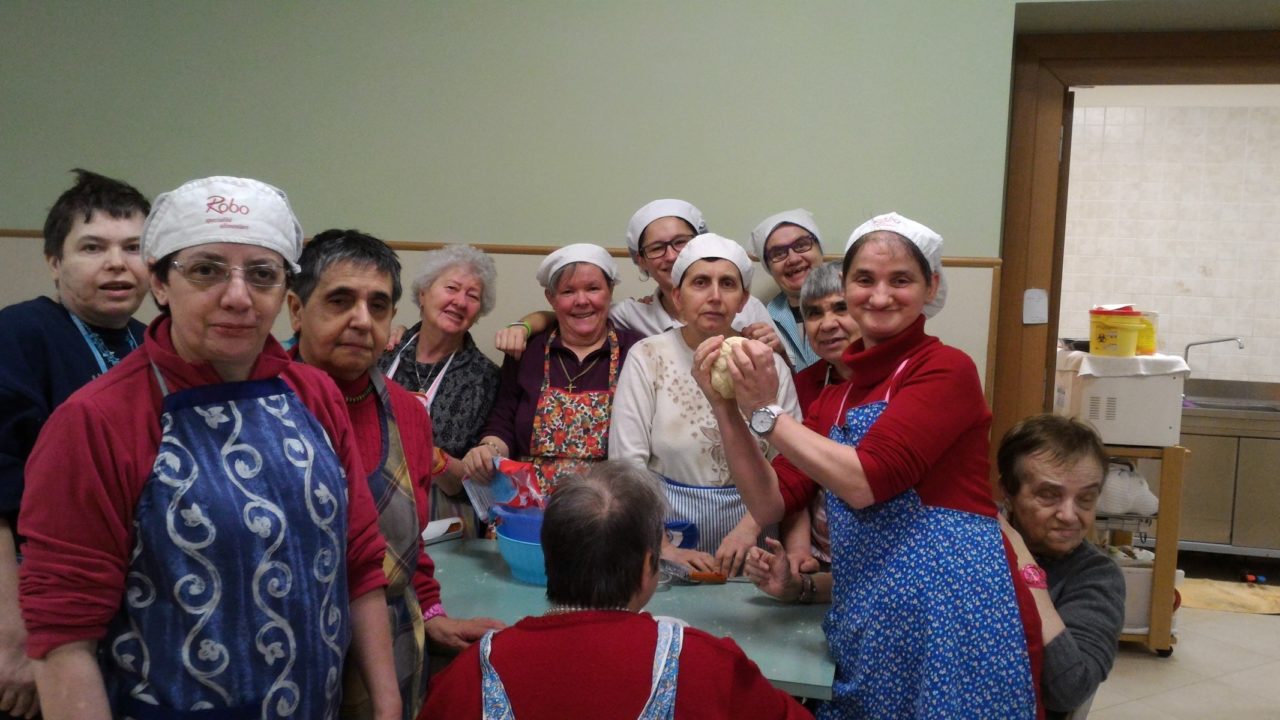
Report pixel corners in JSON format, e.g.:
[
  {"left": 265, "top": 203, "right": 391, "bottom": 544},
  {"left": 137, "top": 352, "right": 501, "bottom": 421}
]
[
  {"left": 640, "top": 234, "right": 695, "bottom": 260},
  {"left": 170, "top": 259, "right": 290, "bottom": 289},
  {"left": 765, "top": 235, "right": 818, "bottom": 264}
]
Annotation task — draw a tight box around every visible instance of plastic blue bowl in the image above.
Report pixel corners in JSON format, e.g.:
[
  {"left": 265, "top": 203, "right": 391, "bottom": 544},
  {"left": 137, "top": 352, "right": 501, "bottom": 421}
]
[
  {"left": 491, "top": 505, "right": 545, "bottom": 544},
  {"left": 496, "top": 531, "right": 547, "bottom": 585}
]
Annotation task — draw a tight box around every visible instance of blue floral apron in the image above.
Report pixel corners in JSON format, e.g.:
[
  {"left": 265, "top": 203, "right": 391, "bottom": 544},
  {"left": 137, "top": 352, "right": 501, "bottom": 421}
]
[
  {"left": 477, "top": 618, "right": 683, "bottom": 719},
  {"left": 820, "top": 368, "right": 1036, "bottom": 719},
  {"left": 107, "top": 368, "right": 351, "bottom": 719}
]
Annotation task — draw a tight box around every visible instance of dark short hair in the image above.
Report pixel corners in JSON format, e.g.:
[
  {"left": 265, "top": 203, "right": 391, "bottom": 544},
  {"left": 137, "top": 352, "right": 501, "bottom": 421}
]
[
  {"left": 43, "top": 169, "right": 150, "bottom": 259},
  {"left": 294, "top": 229, "right": 402, "bottom": 305},
  {"left": 997, "top": 414, "right": 1109, "bottom": 499},
  {"left": 542, "top": 461, "right": 665, "bottom": 609},
  {"left": 841, "top": 230, "right": 933, "bottom": 286}
]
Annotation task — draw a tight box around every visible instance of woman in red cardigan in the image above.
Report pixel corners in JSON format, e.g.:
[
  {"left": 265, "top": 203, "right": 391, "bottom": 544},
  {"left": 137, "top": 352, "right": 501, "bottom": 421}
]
[{"left": 691, "top": 212, "right": 1044, "bottom": 719}]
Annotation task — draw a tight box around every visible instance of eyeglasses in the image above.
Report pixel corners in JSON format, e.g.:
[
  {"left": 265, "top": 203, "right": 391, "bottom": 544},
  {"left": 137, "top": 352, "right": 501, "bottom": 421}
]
[
  {"left": 765, "top": 235, "right": 818, "bottom": 264},
  {"left": 640, "top": 235, "right": 695, "bottom": 260},
  {"left": 170, "top": 259, "right": 289, "bottom": 289}
]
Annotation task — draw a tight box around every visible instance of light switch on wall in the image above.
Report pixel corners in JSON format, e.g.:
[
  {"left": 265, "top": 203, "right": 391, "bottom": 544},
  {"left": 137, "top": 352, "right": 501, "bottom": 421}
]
[{"left": 1023, "top": 288, "right": 1049, "bottom": 325}]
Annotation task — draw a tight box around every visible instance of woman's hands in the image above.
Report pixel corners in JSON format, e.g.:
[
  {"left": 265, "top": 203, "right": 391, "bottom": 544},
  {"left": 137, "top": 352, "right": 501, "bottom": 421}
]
[
  {"left": 460, "top": 437, "right": 508, "bottom": 483},
  {"left": 691, "top": 335, "right": 781, "bottom": 416},
  {"left": 741, "top": 322, "right": 785, "bottom": 361},
  {"left": 714, "top": 520, "right": 760, "bottom": 577},
  {"left": 385, "top": 324, "right": 408, "bottom": 352},
  {"left": 661, "top": 536, "right": 718, "bottom": 574},
  {"left": 745, "top": 538, "right": 803, "bottom": 602},
  {"left": 494, "top": 325, "right": 530, "bottom": 361},
  {"left": 424, "top": 615, "right": 507, "bottom": 652}
]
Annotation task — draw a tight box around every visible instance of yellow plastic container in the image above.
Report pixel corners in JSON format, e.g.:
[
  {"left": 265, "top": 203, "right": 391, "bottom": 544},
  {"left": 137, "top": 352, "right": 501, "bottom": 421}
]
[
  {"left": 1089, "top": 309, "right": 1144, "bottom": 357},
  {"left": 1136, "top": 312, "right": 1158, "bottom": 355}
]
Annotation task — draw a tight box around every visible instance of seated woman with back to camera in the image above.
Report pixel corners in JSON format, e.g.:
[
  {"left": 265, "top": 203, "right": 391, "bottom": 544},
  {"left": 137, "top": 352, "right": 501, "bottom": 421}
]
[
  {"left": 461, "top": 244, "right": 641, "bottom": 493},
  {"left": 608, "top": 234, "right": 800, "bottom": 576}
]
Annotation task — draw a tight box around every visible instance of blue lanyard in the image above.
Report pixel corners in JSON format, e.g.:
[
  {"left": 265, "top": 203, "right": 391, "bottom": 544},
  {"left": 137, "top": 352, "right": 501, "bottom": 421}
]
[{"left": 69, "top": 312, "right": 138, "bottom": 375}]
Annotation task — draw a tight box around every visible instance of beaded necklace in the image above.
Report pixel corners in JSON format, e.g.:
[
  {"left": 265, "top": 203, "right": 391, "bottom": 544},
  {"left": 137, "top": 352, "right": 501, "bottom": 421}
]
[{"left": 543, "top": 604, "right": 633, "bottom": 616}]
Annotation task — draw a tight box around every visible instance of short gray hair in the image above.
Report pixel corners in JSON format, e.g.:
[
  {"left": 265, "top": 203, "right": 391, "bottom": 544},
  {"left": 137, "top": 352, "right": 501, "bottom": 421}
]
[
  {"left": 543, "top": 461, "right": 666, "bottom": 609},
  {"left": 410, "top": 244, "right": 498, "bottom": 317},
  {"left": 799, "top": 261, "right": 844, "bottom": 315}
]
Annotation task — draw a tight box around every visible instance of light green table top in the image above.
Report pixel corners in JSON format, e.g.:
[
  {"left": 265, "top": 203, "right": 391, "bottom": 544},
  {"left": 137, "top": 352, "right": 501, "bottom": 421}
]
[{"left": 431, "top": 538, "right": 835, "bottom": 700}]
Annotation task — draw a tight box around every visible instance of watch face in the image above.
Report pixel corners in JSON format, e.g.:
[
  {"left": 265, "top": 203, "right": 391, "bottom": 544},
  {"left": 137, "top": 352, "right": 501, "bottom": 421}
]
[{"left": 751, "top": 407, "right": 775, "bottom": 435}]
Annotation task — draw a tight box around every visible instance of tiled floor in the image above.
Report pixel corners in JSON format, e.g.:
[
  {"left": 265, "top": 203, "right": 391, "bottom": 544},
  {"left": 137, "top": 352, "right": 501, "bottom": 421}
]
[{"left": 1088, "top": 608, "right": 1280, "bottom": 719}]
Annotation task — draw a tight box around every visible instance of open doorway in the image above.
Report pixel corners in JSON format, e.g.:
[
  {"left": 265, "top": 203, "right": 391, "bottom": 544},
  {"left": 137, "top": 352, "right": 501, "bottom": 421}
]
[
  {"left": 992, "top": 31, "right": 1280, "bottom": 445},
  {"left": 1061, "top": 84, "right": 1280, "bottom": 382}
]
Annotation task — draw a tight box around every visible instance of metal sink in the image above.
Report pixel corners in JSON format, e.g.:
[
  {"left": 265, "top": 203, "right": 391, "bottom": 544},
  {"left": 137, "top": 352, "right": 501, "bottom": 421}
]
[{"left": 1184, "top": 398, "right": 1280, "bottom": 413}]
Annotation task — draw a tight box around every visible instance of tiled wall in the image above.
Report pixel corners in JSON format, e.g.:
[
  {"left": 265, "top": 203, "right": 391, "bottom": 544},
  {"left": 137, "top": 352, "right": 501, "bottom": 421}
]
[{"left": 1060, "top": 103, "right": 1280, "bottom": 382}]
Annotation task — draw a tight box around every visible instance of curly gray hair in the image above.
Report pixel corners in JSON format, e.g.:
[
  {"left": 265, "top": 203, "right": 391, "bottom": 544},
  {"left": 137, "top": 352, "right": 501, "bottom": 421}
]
[{"left": 410, "top": 244, "right": 498, "bottom": 317}]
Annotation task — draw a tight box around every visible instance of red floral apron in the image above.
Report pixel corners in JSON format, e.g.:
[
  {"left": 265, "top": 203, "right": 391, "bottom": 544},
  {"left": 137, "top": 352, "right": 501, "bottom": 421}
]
[{"left": 523, "top": 328, "right": 620, "bottom": 493}]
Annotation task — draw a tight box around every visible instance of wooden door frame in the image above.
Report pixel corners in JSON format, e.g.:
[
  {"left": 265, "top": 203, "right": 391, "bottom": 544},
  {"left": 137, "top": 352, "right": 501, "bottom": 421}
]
[{"left": 992, "top": 30, "right": 1280, "bottom": 450}]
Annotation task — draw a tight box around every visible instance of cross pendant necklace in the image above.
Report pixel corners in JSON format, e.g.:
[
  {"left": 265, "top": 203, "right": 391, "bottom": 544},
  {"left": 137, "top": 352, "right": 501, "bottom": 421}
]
[{"left": 557, "top": 353, "right": 600, "bottom": 393}]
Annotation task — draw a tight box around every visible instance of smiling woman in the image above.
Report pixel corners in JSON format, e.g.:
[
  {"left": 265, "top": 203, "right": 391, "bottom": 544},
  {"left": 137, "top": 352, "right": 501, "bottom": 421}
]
[
  {"left": 462, "top": 244, "right": 642, "bottom": 493},
  {"left": 609, "top": 233, "right": 801, "bottom": 577},
  {"left": 380, "top": 245, "right": 501, "bottom": 535}
]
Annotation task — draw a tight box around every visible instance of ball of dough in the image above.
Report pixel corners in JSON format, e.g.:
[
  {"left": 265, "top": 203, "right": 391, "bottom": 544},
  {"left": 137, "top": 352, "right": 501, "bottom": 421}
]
[{"left": 710, "top": 336, "right": 748, "bottom": 400}]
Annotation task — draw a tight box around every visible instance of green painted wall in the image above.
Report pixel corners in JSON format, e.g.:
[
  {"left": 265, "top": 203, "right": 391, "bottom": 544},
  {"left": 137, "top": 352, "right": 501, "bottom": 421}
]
[{"left": 1, "top": 1, "right": 1021, "bottom": 256}]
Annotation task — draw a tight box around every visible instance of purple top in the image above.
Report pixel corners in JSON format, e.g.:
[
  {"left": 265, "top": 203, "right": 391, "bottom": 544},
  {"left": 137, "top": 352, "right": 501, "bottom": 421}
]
[{"left": 482, "top": 322, "right": 642, "bottom": 458}]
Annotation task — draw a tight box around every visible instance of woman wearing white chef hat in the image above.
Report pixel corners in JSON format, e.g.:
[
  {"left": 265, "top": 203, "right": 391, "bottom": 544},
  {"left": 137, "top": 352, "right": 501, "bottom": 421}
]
[
  {"left": 494, "top": 199, "right": 783, "bottom": 360},
  {"left": 609, "top": 233, "right": 801, "bottom": 577},
  {"left": 694, "top": 212, "right": 1041, "bottom": 718},
  {"left": 18, "top": 176, "right": 400, "bottom": 719},
  {"left": 750, "top": 208, "right": 829, "bottom": 371},
  {"left": 462, "top": 244, "right": 644, "bottom": 493}
]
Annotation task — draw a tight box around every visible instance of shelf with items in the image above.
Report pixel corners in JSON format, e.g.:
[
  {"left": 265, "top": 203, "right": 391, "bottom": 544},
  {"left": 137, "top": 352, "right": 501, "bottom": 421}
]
[{"left": 1101, "top": 444, "right": 1186, "bottom": 657}]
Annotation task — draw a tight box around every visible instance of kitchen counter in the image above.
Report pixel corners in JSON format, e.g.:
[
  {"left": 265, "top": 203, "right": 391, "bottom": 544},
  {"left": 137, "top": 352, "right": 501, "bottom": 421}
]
[{"left": 1178, "top": 384, "right": 1280, "bottom": 556}]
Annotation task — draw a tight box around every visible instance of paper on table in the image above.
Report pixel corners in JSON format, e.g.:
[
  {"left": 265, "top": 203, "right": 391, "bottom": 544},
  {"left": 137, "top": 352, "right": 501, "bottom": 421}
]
[{"left": 422, "top": 517, "right": 464, "bottom": 545}]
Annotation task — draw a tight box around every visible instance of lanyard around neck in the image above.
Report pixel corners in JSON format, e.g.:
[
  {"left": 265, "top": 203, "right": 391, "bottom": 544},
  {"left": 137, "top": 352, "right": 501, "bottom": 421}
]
[{"left": 70, "top": 312, "right": 137, "bottom": 375}]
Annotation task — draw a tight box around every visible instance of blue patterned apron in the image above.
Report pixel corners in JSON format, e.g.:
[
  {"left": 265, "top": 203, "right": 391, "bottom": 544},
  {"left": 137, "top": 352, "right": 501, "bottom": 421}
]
[
  {"left": 820, "top": 371, "right": 1036, "bottom": 719},
  {"left": 107, "top": 367, "right": 351, "bottom": 719},
  {"left": 477, "top": 618, "right": 683, "bottom": 719}
]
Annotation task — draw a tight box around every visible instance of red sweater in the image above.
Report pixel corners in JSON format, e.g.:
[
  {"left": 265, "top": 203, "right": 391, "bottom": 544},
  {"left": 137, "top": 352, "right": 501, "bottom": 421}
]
[
  {"left": 422, "top": 611, "right": 811, "bottom": 719},
  {"left": 18, "top": 316, "right": 388, "bottom": 659},
  {"left": 776, "top": 316, "right": 995, "bottom": 516},
  {"left": 775, "top": 316, "right": 1045, "bottom": 716},
  {"left": 333, "top": 370, "right": 443, "bottom": 617},
  {"left": 792, "top": 359, "right": 839, "bottom": 419}
]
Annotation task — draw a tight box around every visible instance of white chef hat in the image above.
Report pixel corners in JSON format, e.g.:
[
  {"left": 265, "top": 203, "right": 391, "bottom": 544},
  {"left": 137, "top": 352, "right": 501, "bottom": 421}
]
[
  {"left": 845, "top": 211, "right": 947, "bottom": 317},
  {"left": 624, "top": 198, "right": 707, "bottom": 255},
  {"left": 670, "top": 233, "right": 754, "bottom": 289},
  {"left": 141, "top": 176, "right": 305, "bottom": 272},
  {"left": 536, "top": 243, "right": 619, "bottom": 289},
  {"left": 750, "top": 208, "right": 823, "bottom": 266}
]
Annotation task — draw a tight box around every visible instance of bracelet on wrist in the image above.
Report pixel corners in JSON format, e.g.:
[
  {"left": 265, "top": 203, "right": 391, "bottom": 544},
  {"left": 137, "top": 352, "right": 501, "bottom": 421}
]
[
  {"left": 796, "top": 573, "right": 817, "bottom": 605},
  {"left": 505, "top": 321, "right": 532, "bottom": 337}
]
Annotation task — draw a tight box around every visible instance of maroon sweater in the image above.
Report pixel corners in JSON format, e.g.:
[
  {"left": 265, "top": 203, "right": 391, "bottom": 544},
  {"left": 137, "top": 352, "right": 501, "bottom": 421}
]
[
  {"left": 332, "top": 370, "right": 443, "bottom": 616},
  {"left": 20, "top": 317, "right": 387, "bottom": 659}
]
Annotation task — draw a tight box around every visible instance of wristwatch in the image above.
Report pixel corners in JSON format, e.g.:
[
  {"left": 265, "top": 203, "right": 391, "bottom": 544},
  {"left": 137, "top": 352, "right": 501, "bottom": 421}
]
[
  {"left": 749, "top": 404, "right": 786, "bottom": 438},
  {"left": 1020, "top": 563, "right": 1048, "bottom": 590}
]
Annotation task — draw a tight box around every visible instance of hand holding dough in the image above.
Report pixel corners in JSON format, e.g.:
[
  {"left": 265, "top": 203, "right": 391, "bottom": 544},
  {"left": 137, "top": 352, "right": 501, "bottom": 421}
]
[{"left": 710, "top": 336, "right": 747, "bottom": 399}]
